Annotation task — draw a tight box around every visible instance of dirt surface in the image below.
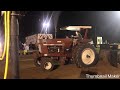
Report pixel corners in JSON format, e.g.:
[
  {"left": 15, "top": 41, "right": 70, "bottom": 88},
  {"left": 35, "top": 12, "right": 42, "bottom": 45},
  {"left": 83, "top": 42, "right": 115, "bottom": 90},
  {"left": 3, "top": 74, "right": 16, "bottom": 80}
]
[
  {"left": 1, "top": 52, "right": 120, "bottom": 79},
  {"left": 18, "top": 53, "right": 120, "bottom": 79}
]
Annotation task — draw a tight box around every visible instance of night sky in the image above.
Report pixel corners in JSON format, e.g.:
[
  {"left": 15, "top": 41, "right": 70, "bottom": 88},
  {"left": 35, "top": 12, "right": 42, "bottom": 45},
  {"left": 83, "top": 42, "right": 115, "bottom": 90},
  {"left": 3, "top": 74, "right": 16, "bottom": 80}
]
[{"left": 19, "top": 11, "right": 120, "bottom": 43}]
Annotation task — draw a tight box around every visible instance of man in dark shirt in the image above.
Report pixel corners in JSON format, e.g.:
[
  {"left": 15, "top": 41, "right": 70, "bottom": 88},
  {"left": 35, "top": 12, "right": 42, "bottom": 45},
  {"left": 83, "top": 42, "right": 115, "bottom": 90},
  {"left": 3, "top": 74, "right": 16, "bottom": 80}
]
[{"left": 29, "top": 42, "right": 33, "bottom": 50}]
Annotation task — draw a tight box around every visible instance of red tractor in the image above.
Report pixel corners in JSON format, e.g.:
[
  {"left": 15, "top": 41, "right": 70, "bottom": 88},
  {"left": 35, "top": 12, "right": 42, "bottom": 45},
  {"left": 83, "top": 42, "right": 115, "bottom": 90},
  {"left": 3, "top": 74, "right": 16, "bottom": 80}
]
[
  {"left": 34, "top": 37, "right": 73, "bottom": 71},
  {"left": 34, "top": 26, "right": 99, "bottom": 71}
]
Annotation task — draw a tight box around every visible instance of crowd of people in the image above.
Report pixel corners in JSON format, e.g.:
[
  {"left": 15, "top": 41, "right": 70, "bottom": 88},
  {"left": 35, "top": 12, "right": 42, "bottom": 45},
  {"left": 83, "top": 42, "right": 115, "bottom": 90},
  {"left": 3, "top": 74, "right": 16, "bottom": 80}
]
[{"left": 19, "top": 42, "right": 38, "bottom": 55}]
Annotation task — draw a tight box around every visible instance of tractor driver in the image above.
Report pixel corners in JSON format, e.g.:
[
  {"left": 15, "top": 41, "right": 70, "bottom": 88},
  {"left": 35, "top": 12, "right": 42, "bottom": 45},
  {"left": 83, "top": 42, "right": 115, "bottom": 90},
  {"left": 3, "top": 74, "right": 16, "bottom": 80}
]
[
  {"left": 75, "top": 31, "right": 82, "bottom": 40},
  {"left": 73, "top": 31, "right": 82, "bottom": 46}
]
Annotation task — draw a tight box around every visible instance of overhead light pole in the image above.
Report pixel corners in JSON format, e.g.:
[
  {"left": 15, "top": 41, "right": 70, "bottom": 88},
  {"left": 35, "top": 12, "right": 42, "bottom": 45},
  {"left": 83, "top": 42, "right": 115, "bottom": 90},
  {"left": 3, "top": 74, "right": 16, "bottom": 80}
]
[{"left": 10, "top": 11, "right": 19, "bottom": 79}]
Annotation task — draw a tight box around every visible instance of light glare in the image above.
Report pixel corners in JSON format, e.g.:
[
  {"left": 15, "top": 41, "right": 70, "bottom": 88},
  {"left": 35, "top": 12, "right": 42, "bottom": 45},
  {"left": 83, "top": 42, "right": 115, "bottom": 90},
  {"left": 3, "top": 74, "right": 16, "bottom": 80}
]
[
  {"left": 114, "top": 11, "right": 120, "bottom": 18},
  {"left": 43, "top": 22, "right": 50, "bottom": 28}
]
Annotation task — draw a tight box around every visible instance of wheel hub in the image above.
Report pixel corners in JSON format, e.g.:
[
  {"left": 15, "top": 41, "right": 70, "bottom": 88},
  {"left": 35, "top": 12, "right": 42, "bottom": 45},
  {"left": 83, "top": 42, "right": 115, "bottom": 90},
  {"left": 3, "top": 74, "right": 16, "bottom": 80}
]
[
  {"left": 86, "top": 55, "right": 90, "bottom": 58},
  {"left": 81, "top": 48, "right": 95, "bottom": 65},
  {"left": 44, "top": 62, "right": 52, "bottom": 70}
]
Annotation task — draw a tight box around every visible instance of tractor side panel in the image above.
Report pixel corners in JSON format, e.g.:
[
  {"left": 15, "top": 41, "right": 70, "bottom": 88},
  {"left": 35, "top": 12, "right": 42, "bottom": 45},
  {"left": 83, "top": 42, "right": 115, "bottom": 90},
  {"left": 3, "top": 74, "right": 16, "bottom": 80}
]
[{"left": 38, "top": 38, "right": 73, "bottom": 57}]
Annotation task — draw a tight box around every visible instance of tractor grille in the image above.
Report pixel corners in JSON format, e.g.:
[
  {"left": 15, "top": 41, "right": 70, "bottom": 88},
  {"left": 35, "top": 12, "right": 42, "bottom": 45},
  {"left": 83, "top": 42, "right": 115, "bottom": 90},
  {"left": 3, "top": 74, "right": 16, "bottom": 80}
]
[{"left": 48, "top": 46, "right": 62, "bottom": 53}]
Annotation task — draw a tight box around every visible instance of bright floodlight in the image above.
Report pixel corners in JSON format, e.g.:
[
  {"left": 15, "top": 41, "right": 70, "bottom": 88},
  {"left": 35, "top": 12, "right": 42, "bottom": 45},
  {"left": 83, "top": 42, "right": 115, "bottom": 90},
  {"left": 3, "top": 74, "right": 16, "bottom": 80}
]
[
  {"left": 43, "top": 22, "right": 50, "bottom": 28},
  {"left": 114, "top": 11, "right": 120, "bottom": 18},
  {"left": 115, "top": 11, "right": 120, "bottom": 15}
]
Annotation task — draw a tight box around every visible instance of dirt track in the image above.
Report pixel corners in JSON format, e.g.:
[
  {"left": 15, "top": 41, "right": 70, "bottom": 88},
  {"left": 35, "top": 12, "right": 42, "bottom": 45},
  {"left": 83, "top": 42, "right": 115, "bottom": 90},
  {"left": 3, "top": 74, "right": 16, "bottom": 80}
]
[
  {"left": 19, "top": 58, "right": 120, "bottom": 79},
  {"left": 1, "top": 53, "right": 120, "bottom": 79},
  {"left": 19, "top": 53, "right": 120, "bottom": 79}
]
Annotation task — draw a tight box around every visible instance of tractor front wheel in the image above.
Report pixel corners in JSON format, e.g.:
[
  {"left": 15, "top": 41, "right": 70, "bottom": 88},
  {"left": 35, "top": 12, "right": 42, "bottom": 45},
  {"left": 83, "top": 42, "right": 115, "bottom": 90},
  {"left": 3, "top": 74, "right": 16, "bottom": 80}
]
[{"left": 41, "top": 58, "right": 54, "bottom": 71}]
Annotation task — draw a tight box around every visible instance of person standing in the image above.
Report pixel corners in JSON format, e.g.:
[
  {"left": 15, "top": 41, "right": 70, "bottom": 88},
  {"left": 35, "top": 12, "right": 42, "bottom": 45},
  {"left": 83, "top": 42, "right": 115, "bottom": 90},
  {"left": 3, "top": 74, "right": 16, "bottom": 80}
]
[
  {"left": 22, "top": 43, "right": 29, "bottom": 55},
  {"left": 24, "top": 44, "right": 29, "bottom": 55},
  {"left": 22, "top": 43, "right": 26, "bottom": 50}
]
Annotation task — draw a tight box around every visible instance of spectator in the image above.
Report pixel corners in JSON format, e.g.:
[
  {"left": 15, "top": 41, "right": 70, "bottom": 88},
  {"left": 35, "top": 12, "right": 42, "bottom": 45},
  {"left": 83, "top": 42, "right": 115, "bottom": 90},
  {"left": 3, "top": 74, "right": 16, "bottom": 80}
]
[
  {"left": 22, "top": 42, "right": 26, "bottom": 50},
  {"left": 22, "top": 43, "right": 29, "bottom": 55},
  {"left": 24, "top": 44, "right": 29, "bottom": 55}
]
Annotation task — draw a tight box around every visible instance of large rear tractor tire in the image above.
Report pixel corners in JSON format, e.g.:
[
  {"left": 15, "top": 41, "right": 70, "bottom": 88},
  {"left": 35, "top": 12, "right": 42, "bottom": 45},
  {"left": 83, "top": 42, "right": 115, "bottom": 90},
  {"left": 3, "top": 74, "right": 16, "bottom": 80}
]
[
  {"left": 72, "top": 45, "right": 79, "bottom": 66},
  {"left": 75, "top": 44, "right": 99, "bottom": 67}
]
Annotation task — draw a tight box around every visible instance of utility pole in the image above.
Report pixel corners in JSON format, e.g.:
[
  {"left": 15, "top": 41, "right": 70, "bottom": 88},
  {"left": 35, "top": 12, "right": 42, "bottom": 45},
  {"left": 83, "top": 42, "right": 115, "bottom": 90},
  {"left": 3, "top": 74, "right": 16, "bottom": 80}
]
[
  {"left": 53, "top": 18, "right": 57, "bottom": 39},
  {"left": 94, "top": 27, "right": 97, "bottom": 47},
  {"left": 55, "top": 25, "right": 57, "bottom": 39},
  {"left": 10, "top": 11, "right": 19, "bottom": 79}
]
